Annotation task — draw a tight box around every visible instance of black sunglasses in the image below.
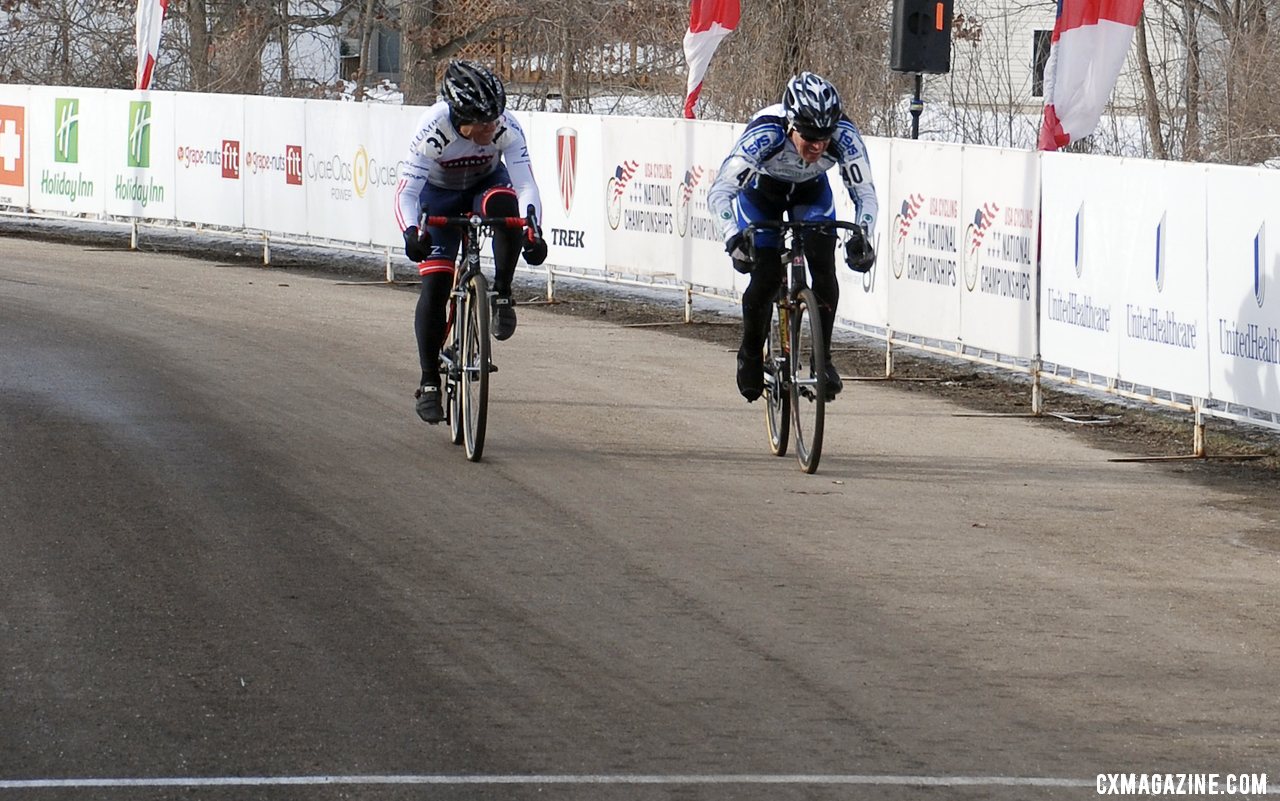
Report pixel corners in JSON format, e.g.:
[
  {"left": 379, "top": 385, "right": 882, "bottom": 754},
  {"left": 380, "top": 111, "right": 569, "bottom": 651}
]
[{"left": 795, "top": 130, "right": 831, "bottom": 143}]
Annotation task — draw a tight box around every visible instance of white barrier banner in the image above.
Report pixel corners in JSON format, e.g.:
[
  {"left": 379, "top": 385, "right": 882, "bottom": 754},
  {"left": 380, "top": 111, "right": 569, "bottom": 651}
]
[
  {"left": 601, "top": 116, "right": 683, "bottom": 278},
  {"left": 365, "top": 103, "right": 417, "bottom": 249},
  {"left": 243, "top": 96, "right": 306, "bottom": 236},
  {"left": 1206, "top": 165, "right": 1280, "bottom": 412},
  {"left": 0, "top": 84, "right": 30, "bottom": 209},
  {"left": 834, "top": 134, "right": 892, "bottom": 331},
  {"left": 173, "top": 92, "right": 244, "bottom": 229},
  {"left": 958, "top": 145, "right": 1039, "bottom": 358},
  {"left": 102, "top": 89, "right": 176, "bottom": 220},
  {"left": 885, "top": 139, "right": 962, "bottom": 341},
  {"left": 523, "top": 111, "right": 607, "bottom": 271},
  {"left": 27, "top": 87, "right": 107, "bottom": 216},
  {"left": 1040, "top": 153, "right": 1120, "bottom": 377},
  {"left": 303, "top": 99, "right": 371, "bottom": 243},
  {"left": 1113, "top": 160, "right": 1209, "bottom": 395},
  {"left": 677, "top": 118, "right": 740, "bottom": 293}
]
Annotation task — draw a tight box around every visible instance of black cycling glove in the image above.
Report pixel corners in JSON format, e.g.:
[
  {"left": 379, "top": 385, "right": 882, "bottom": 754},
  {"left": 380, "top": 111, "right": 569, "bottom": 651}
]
[{"left": 403, "top": 226, "right": 432, "bottom": 262}]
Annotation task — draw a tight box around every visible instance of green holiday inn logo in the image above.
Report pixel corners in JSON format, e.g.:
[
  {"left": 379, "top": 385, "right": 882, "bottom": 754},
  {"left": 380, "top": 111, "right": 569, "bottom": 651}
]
[
  {"left": 54, "top": 98, "right": 79, "bottom": 163},
  {"left": 127, "top": 101, "right": 151, "bottom": 168}
]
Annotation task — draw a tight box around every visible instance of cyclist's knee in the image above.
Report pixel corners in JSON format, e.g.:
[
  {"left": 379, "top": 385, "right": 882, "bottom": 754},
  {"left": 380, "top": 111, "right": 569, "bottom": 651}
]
[{"left": 481, "top": 187, "right": 518, "bottom": 217}]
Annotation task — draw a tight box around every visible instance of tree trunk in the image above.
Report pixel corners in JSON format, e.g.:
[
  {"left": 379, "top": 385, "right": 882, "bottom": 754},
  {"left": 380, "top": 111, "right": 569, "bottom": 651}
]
[
  {"left": 399, "top": 0, "right": 437, "bottom": 105},
  {"left": 278, "top": 0, "right": 291, "bottom": 95},
  {"left": 187, "top": 0, "right": 211, "bottom": 91},
  {"left": 1135, "top": 12, "right": 1166, "bottom": 159},
  {"left": 1182, "top": 0, "right": 1202, "bottom": 160},
  {"left": 354, "top": 0, "right": 377, "bottom": 100}
]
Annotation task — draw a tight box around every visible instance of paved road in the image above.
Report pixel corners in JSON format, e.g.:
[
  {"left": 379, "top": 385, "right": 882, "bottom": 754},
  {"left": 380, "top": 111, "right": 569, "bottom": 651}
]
[{"left": 2, "top": 238, "right": 1277, "bottom": 800}]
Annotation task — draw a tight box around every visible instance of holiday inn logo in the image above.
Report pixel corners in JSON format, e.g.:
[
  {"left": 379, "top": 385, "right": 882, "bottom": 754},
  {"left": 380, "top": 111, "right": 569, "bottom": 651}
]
[
  {"left": 127, "top": 101, "right": 151, "bottom": 168},
  {"left": 54, "top": 98, "right": 79, "bottom": 163}
]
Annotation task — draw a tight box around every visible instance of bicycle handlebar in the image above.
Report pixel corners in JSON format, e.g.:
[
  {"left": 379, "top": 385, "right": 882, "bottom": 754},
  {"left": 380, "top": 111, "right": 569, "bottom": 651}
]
[
  {"left": 744, "top": 220, "right": 862, "bottom": 235},
  {"left": 423, "top": 214, "right": 530, "bottom": 230}
]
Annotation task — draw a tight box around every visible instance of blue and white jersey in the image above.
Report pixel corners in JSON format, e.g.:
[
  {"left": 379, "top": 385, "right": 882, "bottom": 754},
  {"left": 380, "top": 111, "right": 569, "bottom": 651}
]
[
  {"left": 394, "top": 101, "right": 542, "bottom": 233},
  {"left": 706, "top": 103, "right": 878, "bottom": 242}
]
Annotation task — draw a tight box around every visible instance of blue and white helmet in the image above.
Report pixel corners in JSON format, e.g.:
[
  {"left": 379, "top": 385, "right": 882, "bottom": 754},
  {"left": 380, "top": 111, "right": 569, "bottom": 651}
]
[{"left": 783, "top": 71, "right": 842, "bottom": 139}]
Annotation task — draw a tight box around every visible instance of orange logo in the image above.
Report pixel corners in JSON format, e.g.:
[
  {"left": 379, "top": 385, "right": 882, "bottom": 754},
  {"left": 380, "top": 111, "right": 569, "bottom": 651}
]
[{"left": 0, "top": 105, "right": 23, "bottom": 187}]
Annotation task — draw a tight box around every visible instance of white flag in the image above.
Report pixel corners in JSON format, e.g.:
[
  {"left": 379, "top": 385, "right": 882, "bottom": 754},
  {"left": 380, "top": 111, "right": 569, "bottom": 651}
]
[{"left": 135, "top": 0, "right": 169, "bottom": 90}]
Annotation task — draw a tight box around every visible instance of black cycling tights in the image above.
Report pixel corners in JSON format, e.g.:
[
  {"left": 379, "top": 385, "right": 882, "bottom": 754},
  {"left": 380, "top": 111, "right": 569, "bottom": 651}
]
[
  {"left": 739, "top": 234, "right": 839, "bottom": 359},
  {"left": 484, "top": 190, "right": 521, "bottom": 297},
  {"left": 416, "top": 271, "right": 453, "bottom": 385}
]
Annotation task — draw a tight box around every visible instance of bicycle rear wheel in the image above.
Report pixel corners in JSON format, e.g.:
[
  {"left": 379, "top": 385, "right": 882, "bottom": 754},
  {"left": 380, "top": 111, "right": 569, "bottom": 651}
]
[
  {"left": 789, "top": 288, "right": 827, "bottom": 474},
  {"left": 460, "top": 273, "right": 491, "bottom": 461},
  {"left": 763, "top": 299, "right": 789, "bottom": 457}
]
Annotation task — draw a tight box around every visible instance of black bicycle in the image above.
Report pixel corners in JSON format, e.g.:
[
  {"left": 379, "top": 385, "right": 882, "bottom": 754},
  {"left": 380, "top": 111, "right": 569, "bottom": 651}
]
[
  {"left": 424, "top": 210, "right": 536, "bottom": 462},
  {"left": 746, "top": 219, "right": 863, "bottom": 474}
]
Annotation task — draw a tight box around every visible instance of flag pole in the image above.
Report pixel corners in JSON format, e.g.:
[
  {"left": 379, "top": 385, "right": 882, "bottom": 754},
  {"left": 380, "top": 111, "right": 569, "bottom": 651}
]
[{"left": 909, "top": 73, "right": 923, "bottom": 139}]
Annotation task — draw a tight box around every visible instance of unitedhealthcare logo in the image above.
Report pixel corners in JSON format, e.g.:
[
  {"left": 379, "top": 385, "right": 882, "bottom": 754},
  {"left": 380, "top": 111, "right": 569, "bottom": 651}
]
[
  {"left": 1154, "top": 211, "right": 1166, "bottom": 293},
  {"left": 1256, "top": 222, "right": 1266, "bottom": 308},
  {"left": 127, "top": 101, "right": 151, "bottom": 168},
  {"left": 54, "top": 98, "right": 78, "bottom": 163},
  {"left": 1073, "top": 202, "right": 1083, "bottom": 278}
]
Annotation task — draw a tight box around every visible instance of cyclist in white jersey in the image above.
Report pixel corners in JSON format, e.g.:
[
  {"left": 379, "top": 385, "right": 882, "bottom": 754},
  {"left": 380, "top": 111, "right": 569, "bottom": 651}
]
[
  {"left": 395, "top": 60, "right": 546, "bottom": 424},
  {"left": 707, "top": 71, "right": 878, "bottom": 402}
]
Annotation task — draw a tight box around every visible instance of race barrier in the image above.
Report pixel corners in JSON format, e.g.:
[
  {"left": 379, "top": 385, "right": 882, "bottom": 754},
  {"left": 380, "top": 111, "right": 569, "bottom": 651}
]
[{"left": 2, "top": 84, "right": 1279, "bottom": 446}]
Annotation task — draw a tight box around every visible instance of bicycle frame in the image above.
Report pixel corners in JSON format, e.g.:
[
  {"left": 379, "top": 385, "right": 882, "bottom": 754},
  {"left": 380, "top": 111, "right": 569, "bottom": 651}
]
[
  {"left": 744, "top": 219, "right": 861, "bottom": 474},
  {"left": 422, "top": 211, "right": 532, "bottom": 461}
]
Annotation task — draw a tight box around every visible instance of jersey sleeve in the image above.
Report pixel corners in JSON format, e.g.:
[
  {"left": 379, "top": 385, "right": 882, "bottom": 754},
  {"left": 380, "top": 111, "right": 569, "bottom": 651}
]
[
  {"left": 833, "top": 118, "right": 879, "bottom": 234},
  {"left": 706, "top": 116, "right": 787, "bottom": 241},
  {"left": 499, "top": 114, "right": 542, "bottom": 225},
  {"left": 394, "top": 108, "right": 440, "bottom": 233}
]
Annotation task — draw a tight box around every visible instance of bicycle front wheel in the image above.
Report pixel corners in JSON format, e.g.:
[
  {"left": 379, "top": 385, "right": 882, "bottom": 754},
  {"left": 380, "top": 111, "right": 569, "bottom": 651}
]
[
  {"left": 460, "top": 273, "right": 491, "bottom": 461},
  {"left": 789, "top": 288, "right": 827, "bottom": 474},
  {"left": 763, "top": 299, "right": 789, "bottom": 457}
]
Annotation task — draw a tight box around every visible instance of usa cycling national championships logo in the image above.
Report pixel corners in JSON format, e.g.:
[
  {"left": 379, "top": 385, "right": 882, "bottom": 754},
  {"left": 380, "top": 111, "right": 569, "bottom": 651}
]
[
  {"left": 676, "top": 166, "right": 704, "bottom": 237},
  {"left": 891, "top": 192, "right": 924, "bottom": 279},
  {"left": 963, "top": 202, "right": 999, "bottom": 292},
  {"left": 606, "top": 159, "right": 638, "bottom": 230},
  {"left": 557, "top": 127, "right": 576, "bottom": 214}
]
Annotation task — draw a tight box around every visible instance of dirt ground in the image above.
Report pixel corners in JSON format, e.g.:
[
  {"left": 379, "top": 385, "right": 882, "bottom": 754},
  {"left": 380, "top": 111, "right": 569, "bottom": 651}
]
[{"left": 7, "top": 217, "right": 1280, "bottom": 509}]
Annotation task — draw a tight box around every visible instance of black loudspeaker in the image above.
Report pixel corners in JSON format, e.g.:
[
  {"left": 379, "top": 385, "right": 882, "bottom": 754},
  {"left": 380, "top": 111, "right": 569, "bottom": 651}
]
[{"left": 890, "top": 0, "right": 954, "bottom": 74}]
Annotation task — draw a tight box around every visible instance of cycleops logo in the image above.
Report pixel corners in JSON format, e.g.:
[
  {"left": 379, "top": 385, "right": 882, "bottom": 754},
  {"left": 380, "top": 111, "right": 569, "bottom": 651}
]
[
  {"left": 0, "top": 105, "right": 23, "bottom": 187},
  {"left": 1256, "top": 222, "right": 1267, "bottom": 309},
  {"left": 307, "top": 147, "right": 398, "bottom": 200},
  {"left": 675, "top": 165, "right": 705, "bottom": 237},
  {"left": 54, "top": 98, "right": 79, "bottom": 164},
  {"left": 606, "top": 160, "right": 639, "bottom": 230},
  {"left": 890, "top": 192, "right": 924, "bottom": 279},
  {"left": 963, "top": 202, "right": 1000, "bottom": 292},
  {"left": 127, "top": 101, "right": 152, "bottom": 168},
  {"left": 557, "top": 126, "right": 577, "bottom": 214}
]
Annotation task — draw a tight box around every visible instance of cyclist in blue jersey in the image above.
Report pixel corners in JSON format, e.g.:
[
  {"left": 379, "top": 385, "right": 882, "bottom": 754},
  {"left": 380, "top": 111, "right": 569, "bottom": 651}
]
[
  {"left": 707, "top": 71, "right": 878, "bottom": 402},
  {"left": 394, "top": 60, "right": 547, "bottom": 424}
]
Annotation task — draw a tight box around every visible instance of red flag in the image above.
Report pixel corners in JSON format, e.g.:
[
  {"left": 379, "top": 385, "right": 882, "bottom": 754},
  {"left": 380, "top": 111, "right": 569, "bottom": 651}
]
[
  {"left": 135, "top": 0, "right": 169, "bottom": 89},
  {"left": 1038, "top": 0, "right": 1145, "bottom": 150},
  {"left": 682, "top": 0, "right": 740, "bottom": 119}
]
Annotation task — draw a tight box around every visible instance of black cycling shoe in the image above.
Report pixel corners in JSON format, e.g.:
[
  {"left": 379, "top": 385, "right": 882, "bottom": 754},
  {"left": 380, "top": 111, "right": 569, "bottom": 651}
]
[
  {"left": 824, "top": 362, "right": 843, "bottom": 400},
  {"left": 493, "top": 296, "right": 517, "bottom": 341},
  {"left": 415, "top": 383, "right": 444, "bottom": 424},
  {"left": 736, "top": 351, "right": 764, "bottom": 402}
]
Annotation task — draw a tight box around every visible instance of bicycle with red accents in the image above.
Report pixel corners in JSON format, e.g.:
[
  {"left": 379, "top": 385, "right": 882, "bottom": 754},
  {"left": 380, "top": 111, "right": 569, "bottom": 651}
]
[{"left": 424, "top": 208, "right": 536, "bottom": 462}]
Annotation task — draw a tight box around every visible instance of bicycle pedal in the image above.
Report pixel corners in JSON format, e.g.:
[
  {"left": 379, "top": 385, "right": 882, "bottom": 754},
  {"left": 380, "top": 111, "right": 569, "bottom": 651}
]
[{"left": 487, "top": 362, "right": 498, "bottom": 373}]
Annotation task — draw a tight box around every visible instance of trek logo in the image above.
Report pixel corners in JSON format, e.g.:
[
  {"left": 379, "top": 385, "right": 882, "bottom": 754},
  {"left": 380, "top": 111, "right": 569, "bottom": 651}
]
[
  {"left": 54, "top": 98, "right": 79, "bottom": 163},
  {"left": 0, "top": 105, "right": 23, "bottom": 187},
  {"left": 222, "top": 140, "right": 240, "bottom": 179},
  {"left": 557, "top": 126, "right": 577, "bottom": 214},
  {"left": 285, "top": 145, "right": 303, "bottom": 185},
  {"left": 127, "top": 101, "right": 151, "bottom": 168}
]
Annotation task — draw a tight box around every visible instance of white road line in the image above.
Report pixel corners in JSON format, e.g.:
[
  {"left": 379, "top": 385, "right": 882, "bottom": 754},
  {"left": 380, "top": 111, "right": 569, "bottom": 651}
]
[{"left": 1, "top": 774, "right": 1097, "bottom": 789}]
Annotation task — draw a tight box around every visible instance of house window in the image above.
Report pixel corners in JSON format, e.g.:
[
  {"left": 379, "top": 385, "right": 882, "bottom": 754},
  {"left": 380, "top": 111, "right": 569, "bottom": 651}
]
[
  {"left": 376, "top": 28, "right": 401, "bottom": 74},
  {"left": 1032, "top": 30, "right": 1052, "bottom": 97}
]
